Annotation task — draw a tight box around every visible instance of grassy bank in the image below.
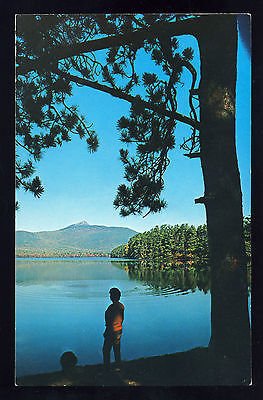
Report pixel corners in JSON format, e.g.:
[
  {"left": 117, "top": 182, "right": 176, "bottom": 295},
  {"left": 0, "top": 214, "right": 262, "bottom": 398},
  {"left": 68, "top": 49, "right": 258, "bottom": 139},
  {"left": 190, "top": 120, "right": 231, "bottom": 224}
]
[{"left": 16, "top": 347, "right": 250, "bottom": 386}]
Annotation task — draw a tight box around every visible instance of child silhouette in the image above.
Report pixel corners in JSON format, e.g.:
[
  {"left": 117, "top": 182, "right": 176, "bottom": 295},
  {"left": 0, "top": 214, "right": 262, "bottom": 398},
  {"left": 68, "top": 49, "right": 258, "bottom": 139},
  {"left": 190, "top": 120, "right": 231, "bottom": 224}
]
[{"left": 102, "top": 288, "right": 124, "bottom": 370}]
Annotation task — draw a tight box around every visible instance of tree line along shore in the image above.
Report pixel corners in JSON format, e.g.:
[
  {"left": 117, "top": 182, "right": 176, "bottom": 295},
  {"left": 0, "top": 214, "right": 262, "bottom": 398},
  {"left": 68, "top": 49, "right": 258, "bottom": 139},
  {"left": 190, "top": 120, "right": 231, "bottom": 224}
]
[
  {"left": 110, "top": 218, "right": 251, "bottom": 268},
  {"left": 16, "top": 249, "right": 110, "bottom": 258}
]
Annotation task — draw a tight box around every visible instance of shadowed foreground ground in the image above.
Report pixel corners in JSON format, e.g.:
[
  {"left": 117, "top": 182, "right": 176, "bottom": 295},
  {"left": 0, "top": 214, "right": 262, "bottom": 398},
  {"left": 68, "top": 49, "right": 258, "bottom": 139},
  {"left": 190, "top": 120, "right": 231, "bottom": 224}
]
[{"left": 17, "top": 347, "right": 250, "bottom": 387}]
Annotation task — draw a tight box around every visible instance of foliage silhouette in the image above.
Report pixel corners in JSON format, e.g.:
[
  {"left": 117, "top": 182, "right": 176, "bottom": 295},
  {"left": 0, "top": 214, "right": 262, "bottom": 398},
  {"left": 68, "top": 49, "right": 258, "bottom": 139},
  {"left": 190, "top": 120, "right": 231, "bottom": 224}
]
[{"left": 16, "top": 14, "right": 198, "bottom": 211}]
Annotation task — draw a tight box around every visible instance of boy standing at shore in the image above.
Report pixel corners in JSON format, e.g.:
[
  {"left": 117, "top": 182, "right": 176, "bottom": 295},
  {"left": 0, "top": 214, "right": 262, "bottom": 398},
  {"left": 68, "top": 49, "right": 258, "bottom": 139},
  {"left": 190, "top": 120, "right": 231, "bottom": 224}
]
[{"left": 102, "top": 288, "right": 124, "bottom": 370}]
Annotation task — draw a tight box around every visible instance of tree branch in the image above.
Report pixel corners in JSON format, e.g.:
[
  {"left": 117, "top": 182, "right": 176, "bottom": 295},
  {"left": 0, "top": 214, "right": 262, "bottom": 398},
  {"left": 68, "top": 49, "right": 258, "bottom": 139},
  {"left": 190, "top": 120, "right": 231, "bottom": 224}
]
[
  {"left": 16, "top": 176, "right": 30, "bottom": 190},
  {"left": 15, "top": 139, "right": 36, "bottom": 156},
  {"left": 17, "top": 17, "right": 201, "bottom": 76},
  {"left": 53, "top": 68, "right": 200, "bottom": 130}
]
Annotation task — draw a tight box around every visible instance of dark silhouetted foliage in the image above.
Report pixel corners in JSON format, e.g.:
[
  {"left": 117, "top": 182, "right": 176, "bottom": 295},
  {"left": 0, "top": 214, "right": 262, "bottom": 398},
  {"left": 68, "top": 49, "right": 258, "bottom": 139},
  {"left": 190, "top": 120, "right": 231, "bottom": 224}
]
[{"left": 16, "top": 14, "right": 199, "bottom": 211}]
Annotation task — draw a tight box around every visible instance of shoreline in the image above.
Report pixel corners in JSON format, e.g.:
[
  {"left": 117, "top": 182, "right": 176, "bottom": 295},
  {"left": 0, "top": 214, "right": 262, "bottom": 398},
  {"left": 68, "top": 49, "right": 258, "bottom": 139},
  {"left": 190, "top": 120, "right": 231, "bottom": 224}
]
[{"left": 16, "top": 347, "right": 250, "bottom": 386}]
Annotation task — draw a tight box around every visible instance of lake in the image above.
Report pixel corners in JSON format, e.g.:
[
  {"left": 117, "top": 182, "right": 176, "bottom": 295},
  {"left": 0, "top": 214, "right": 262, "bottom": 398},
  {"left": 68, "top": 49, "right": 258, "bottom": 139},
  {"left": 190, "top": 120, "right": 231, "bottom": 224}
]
[{"left": 16, "top": 257, "right": 218, "bottom": 377}]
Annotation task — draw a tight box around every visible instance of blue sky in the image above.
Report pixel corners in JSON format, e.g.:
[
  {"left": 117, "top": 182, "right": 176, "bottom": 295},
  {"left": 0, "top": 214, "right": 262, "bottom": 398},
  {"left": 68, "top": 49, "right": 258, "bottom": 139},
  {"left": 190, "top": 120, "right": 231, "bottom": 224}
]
[{"left": 16, "top": 20, "right": 251, "bottom": 233}]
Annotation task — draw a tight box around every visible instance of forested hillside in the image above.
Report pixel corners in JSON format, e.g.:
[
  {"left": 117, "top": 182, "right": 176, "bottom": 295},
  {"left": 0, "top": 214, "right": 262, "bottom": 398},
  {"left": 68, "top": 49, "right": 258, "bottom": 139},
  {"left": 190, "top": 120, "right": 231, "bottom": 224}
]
[
  {"left": 111, "top": 217, "right": 251, "bottom": 268},
  {"left": 16, "top": 221, "right": 137, "bottom": 256}
]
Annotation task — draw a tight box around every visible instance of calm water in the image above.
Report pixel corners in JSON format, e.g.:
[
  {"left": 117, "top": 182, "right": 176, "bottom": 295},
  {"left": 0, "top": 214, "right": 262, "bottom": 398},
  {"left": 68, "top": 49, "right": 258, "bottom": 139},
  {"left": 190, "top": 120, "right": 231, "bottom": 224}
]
[{"left": 16, "top": 257, "right": 213, "bottom": 377}]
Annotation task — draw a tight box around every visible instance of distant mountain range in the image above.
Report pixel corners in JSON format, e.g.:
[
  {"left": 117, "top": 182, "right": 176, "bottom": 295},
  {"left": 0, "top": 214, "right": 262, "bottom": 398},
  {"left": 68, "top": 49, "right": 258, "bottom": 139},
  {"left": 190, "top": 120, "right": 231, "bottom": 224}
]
[{"left": 16, "top": 221, "right": 137, "bottom": 254}]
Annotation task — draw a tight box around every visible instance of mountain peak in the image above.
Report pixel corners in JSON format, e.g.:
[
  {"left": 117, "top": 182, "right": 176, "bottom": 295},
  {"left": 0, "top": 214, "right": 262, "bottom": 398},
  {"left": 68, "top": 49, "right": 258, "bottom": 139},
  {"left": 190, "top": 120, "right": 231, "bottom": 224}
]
[{"left": 63, "top": 221, "right": 90, "bottom": 230}]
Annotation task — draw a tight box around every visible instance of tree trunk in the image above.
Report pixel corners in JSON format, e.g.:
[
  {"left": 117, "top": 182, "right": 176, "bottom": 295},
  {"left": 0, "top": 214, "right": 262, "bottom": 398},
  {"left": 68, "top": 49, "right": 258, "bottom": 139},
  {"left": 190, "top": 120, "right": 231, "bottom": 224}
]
[{"left": 197, "top": 16, "right": 250, "bottom": 383}]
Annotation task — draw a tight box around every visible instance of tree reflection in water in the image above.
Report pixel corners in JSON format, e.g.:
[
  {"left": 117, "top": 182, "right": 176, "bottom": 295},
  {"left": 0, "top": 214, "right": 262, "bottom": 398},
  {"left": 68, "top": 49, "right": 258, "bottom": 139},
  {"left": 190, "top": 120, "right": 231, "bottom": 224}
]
[
  {"left": 111, "top": 261, "right": 211, "bottom": 295},
  {"left": 111, "top": 261, "right": 251, "bottom": 296}
]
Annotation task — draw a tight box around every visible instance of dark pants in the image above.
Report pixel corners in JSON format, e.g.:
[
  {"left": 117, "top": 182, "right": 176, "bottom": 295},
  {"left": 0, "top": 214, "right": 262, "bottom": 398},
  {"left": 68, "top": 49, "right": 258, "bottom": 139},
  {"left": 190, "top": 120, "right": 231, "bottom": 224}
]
[{"left": 103, "top": 331, "right": 122, "bottom": 367}]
